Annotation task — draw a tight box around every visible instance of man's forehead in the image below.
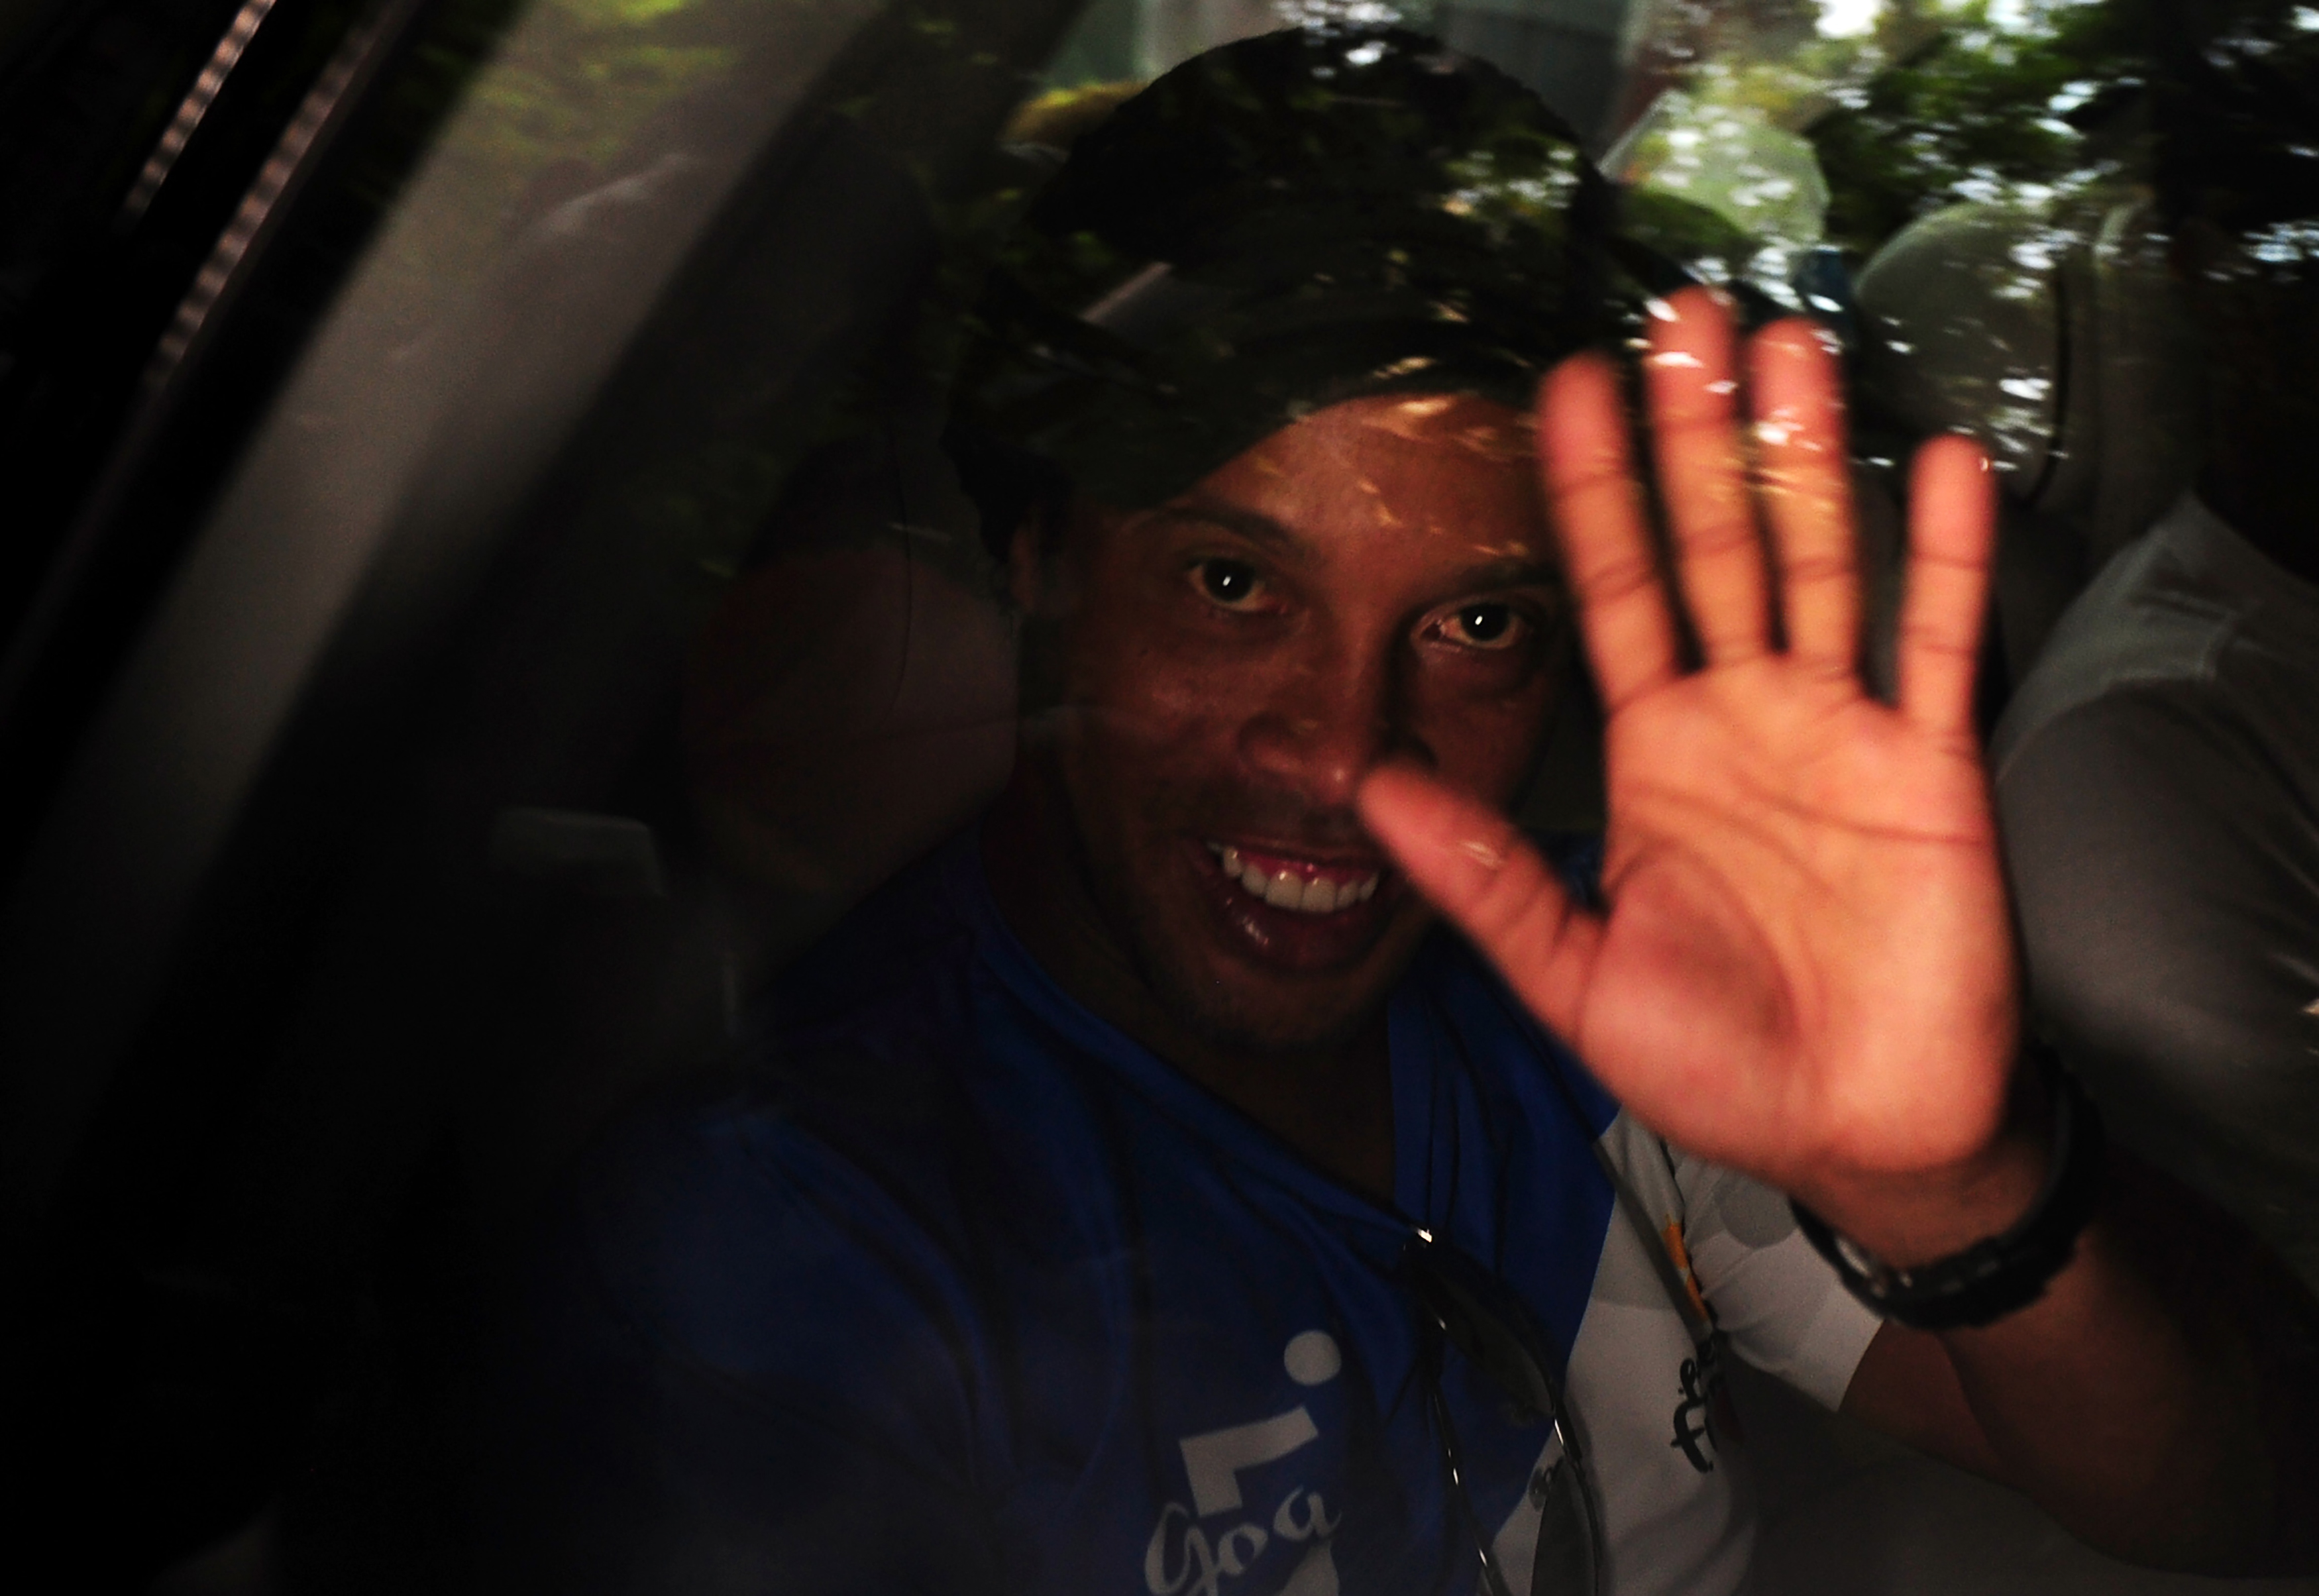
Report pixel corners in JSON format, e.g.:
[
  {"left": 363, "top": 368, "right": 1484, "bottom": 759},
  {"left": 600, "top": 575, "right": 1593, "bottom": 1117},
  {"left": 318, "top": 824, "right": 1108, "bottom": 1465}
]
[
  {"left": 1238, "top": 392, "right": 1537, "bottom": 469},
  {"left": 1161, "top": 392, "right": 1554, "bottom": 570}
]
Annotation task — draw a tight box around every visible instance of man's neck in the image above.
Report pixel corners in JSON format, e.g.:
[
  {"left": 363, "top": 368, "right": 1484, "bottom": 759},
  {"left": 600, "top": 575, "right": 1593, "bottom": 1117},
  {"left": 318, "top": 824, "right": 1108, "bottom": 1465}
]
[{"left": 981, "top": 769, "right": 1397, "bottom": 1202}]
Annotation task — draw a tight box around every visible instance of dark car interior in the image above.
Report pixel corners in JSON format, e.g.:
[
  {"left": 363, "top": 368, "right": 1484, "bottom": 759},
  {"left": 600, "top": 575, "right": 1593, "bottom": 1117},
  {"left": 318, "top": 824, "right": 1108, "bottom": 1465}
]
[{"left": 0, "top": 1, "right": 2281, "bottom": 1591}]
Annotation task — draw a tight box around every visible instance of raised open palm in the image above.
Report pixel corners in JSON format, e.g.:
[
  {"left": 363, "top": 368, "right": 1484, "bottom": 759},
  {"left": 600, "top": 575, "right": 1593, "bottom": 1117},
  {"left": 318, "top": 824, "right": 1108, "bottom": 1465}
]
[{"left": 1361, "top": 288, "right": 2017, "bottom": 1209}]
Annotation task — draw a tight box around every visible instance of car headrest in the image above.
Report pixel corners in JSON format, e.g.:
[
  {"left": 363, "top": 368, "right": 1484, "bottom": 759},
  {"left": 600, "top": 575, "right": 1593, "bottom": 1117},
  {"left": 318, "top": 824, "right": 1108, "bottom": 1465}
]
[{"left": 1855, "top": 191, "right": 2207, "bottom": 572}]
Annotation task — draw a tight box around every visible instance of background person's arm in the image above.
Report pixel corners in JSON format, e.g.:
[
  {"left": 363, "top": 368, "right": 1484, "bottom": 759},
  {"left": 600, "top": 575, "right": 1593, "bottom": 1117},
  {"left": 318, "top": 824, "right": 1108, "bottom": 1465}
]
[
  {"left": 2000, "top": 683, "right": 2319, "bottom": 1291},
  {"left": 1359, "top": 287, "right": 2319, "bottom": 1574}
]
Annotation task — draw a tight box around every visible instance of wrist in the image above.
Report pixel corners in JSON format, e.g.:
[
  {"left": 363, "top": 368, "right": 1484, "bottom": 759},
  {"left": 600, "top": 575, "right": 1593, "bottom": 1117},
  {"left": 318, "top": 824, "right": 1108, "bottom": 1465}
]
[
  {"left": 1791, "top": 1044, "right": 2106, "bottom": 1332},
  {"left": 1800, "top": 1088, "right": 2053, "bottom": 1268}
]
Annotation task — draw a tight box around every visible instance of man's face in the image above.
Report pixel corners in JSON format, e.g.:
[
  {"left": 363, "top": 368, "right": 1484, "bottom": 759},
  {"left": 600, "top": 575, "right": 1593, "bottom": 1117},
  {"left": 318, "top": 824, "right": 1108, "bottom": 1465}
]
[{"left": 1019, "top": 392, "right": 1565, "bottom": 1053}]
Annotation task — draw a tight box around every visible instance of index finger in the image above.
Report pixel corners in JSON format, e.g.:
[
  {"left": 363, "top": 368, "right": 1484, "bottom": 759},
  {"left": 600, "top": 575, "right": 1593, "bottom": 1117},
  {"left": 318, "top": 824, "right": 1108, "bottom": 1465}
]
[
  {"left": 1538, "top": 351, "right": 1680, "bottom": 714},
  {"left": 1749, "top": 319, "right": 1861, "bottom": 672},
  {"left": 1648, "top": 288, "right": 1772, "bottom": 666}
]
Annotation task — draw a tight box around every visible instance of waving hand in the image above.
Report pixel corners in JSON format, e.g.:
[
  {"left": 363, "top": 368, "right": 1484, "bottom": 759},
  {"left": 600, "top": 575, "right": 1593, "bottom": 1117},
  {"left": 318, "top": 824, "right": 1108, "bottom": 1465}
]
[{"left": 1360, "top": 288, "right": 2014, "bottom": 1212}]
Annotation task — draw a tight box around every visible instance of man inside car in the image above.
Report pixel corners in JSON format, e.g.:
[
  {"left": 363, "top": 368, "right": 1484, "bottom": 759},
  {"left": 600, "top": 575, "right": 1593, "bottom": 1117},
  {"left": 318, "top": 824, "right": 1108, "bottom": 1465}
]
[{"left": 492, "top": 27, "right": 2319, "bottom": 1595}]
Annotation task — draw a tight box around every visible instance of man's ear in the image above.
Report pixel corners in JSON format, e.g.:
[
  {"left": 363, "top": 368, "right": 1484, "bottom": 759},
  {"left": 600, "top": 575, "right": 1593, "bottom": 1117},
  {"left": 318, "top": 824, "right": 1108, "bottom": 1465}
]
[
  {"left": 1008, "top": 502, "right": 1074, "bottom": 719},
  {"left": 1010, "top": 502, "right": 1074, "bottom": 615},
  {"left": 1008, "top": 513, "right": 1044, "bottom": 613}
]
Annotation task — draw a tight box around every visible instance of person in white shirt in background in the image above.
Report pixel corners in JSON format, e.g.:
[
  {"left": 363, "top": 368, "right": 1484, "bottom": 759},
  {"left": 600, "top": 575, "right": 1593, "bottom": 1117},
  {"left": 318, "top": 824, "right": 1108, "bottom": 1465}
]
[{"left": 1993, "top": 0, "right": 2319, "bottom": 1293}]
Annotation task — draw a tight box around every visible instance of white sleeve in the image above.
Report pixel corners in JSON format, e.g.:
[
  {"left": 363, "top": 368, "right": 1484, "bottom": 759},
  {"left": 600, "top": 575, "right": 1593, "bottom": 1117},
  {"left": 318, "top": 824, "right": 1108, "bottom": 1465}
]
[{"left": 1671, "top": 1145, "right": 1883, "bottom": 1411}]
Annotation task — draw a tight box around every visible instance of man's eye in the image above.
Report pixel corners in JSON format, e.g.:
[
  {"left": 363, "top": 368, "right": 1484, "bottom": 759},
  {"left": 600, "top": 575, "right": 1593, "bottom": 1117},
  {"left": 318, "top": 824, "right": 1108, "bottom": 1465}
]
[
  {"left": 1193, "top": 558, "right": 1268, "bottom": 610},
  {"left": 1441, "top": 602, "right": 1527, "bottom": 651}
]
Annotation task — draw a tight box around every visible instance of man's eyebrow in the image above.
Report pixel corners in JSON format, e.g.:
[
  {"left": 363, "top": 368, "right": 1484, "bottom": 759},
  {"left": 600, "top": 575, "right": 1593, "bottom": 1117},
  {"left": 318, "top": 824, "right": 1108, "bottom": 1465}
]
[
  {"left": 1140, "top": 508, "right": 1561, "bottom": 591},
  {"left": 1443, "top": 555, "right": 1564, "bottom": 593},
  {"left": 1140, "top": 503, "right": 1318, "bottom": 566}
]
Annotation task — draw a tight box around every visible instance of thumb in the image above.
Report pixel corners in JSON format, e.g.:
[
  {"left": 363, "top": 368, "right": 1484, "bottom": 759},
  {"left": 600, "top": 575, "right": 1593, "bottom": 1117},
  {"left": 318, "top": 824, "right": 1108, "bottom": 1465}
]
[{"left": 1357, "top": 767, "right": 1601, "bottom": 1040}]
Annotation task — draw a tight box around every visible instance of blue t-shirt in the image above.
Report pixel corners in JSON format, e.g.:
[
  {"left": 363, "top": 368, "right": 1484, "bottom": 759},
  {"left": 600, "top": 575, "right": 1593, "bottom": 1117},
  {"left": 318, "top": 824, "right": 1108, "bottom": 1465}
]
[{"left": 498, "top": 831, "right": 1878, "bottom": 1596}]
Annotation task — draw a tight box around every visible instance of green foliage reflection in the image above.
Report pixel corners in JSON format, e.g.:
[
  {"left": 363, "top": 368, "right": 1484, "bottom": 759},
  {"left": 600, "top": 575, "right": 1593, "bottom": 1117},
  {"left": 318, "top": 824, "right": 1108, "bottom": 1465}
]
[
  {"left": 441, "top": 0, "right": 739, "bottom": 226},
  {"left": 1615, "top": 1, "right": 2153, "bottom": 270},
  {"left": 1809, "top": 0, "right": 2151, "bottom": 258}
]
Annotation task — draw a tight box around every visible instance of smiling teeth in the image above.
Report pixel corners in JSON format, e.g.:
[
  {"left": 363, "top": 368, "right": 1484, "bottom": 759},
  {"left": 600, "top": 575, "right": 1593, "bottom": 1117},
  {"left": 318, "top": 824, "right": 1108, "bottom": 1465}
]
[{"left": 1209, "top": 843, "right": 1379, "bottom": 915}]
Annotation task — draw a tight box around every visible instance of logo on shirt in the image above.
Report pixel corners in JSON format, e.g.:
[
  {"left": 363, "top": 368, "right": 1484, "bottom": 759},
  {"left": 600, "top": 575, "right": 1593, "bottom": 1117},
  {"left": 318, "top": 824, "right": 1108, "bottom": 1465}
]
[
  {"left": 1144, "top": 1331, "right": 1345, "bottom": 1596},
  {"left": 1670, "top": 1348, "right": 1721, "bottom": 1473},
  {"left": 1657, "top": 1218, "right": 1727, "bottom": 1475}
]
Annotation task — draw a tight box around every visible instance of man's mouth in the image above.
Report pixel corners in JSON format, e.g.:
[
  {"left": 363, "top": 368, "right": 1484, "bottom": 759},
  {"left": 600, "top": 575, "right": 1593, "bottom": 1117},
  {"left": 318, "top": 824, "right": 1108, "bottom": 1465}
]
[{"left": 1205, "top": 841, "right": 1382, "bottom": 916}]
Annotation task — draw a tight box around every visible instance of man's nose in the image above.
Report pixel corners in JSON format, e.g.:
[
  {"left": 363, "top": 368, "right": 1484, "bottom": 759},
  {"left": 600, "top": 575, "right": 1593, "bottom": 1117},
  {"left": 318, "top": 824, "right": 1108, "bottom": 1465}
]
[{"left": 1236, "top": 652, "right": 1427, "bottom": 808}]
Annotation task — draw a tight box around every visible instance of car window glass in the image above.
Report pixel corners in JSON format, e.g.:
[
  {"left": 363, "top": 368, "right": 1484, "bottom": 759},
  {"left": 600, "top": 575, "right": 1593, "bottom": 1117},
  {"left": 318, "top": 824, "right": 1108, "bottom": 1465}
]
[
  {"left": 16, "top": 5, "right": 2319, "bottom": 1595},
  {"left": 4, "top": 2, "right": 1073, "bottom": 1587}
]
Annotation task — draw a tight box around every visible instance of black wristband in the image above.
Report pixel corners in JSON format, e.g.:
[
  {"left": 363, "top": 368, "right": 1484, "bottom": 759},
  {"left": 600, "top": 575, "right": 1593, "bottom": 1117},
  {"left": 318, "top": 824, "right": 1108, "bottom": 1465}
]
[{"left": 1792, "top": 1044, "right": 2106, "bottom": 1332}]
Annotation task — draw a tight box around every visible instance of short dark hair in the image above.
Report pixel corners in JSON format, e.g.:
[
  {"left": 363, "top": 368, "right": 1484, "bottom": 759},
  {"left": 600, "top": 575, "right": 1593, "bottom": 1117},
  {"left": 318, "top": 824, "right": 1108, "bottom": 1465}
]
[{"left": 945, "top": 24, "right": 1632, "bottom": 562}]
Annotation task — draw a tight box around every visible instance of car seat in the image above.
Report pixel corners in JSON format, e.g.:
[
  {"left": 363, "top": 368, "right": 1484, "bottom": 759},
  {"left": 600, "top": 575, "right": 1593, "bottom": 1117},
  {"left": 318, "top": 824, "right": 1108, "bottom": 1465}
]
[{"left": 1853, "top": 189, "right": 2208, "bottom": 691}]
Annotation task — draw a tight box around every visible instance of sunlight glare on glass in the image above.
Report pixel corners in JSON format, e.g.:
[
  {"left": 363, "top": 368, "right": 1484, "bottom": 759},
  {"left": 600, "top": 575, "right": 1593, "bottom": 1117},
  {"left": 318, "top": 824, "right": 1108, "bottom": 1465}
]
[{"left": 1817, "top": 0, "right": 1883, "bottom": 38}]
